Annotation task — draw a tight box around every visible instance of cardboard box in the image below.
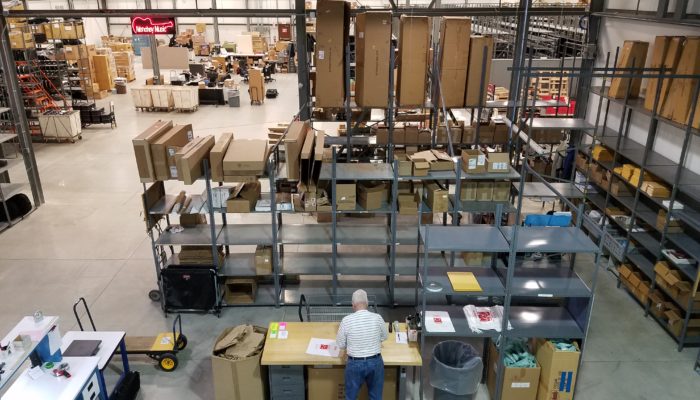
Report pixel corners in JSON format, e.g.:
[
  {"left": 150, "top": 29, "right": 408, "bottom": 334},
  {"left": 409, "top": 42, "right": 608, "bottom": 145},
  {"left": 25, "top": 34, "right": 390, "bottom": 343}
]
[
  {"left": 426, "top": 182, "right": 449, "bottom": 212},
  {"left": 413, "top": 161, "right": 430, "bottom": 177},
  {"left": 488, "top": 152, "right": 510, "bottom": 173},
  {"left": 9, "top": 31, "right": 34, "bottom": 49},
  {"left": 315, "top": 0, "right": 350, "bottom": 107},
  {"left": 465, "top": 35, "right": 494, "bottom": 107},
  {"left": 358, "top": 182, "right": 386, "bottom": 210},
  {"left": 591, "top": 145, "right": 614, "bottom": 162},
  {"left": 255, "top": 246, "right": 272, "bottom": 275},
  {"left": 404, "top": 125, "right": 419, "bottom": 144},
  {"left": 492, "top": 181, "right": 510, "bottom": 201},
  {"left": 284, "top": 121, "right": 310, "bottom": 181},
  {"left": 223, "top": 139, "right": 269, "bottom": 176},
  {"left": 487, "top": 341, "right": 540, "bottom": 400},
  {"left": 224, "top": 278, "right": 258, "bottom": 304},
  {"left": 410, "top": 150, "right": 453, "bottom": 171},
  {"left": 210, "top": 133, "right": 234, "bottom": 182},
  {"left": 477, "top": 181, "right": 494, "bottom": 201},
  {"left": 462, "top": 252, "right": 483, "bottom": 266},
  {"left": 211, "top": 325, "right": 267, "bottom": 400},
  {"left": 151, "top": 124, "right": 194, "bottom": 180},
  {"left": 397, "top": 16, "right": 430, "bottom": 107},
  {"left": 132, "top": 120, "right": 174, "bottom": 182},
  {"left": 335, "top": 183, "right": 357, "bottom": 210},
  {"left": 535, "top": 339, "right": 580, "bottom": 400},
  {"left": 395, "top": 154, "right": 413, "bottom": 176},
  {"left": 461, "top": 149, "right": 487, "bottom": 174},
  {"left": 608, "top": 40, "right": 649, "bottom": 98},
  {"left": 644, "top": 36, "right": 684, "bottom": 113},
  {"left": 176, "top": 135, "right": 215, "bottom": 184},
  {"left": 643, "top": 181, "right": 670, "bottom": 198},
  {"left": 398, "top": 193, "right": 419, "bottom": 215},
  {"left": 662, "top": 37, "right": 700, "bottom": 124},
  {"left": 227, "top": 182, "right": 261, "bottom": 213},
  {"left": 460, "top": 182, "right": 478, "bottom": 201},
  {"left": 307, "top": 365, "right": 397, "bottom": 400},
  {"left": 439, "top": 18, "right": 471, "bottom": 108},
  {"left": 355, "top": 12, "right": 392, "bottom": 108}
]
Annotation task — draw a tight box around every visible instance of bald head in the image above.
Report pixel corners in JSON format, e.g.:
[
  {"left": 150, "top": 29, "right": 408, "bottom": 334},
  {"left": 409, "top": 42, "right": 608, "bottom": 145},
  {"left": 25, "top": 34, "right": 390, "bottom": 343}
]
[{"left": 352, "top": 289, "right": 368, "bottom": 311}]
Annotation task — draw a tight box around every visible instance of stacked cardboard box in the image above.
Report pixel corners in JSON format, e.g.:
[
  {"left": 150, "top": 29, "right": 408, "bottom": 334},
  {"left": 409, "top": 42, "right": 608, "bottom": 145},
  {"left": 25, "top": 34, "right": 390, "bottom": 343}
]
[
  {"left": 355, "top": 12, "right": 392, "bottom": 108},
  {"left": 438, "top": 18, "right": 471, "bottom": 108},
  {"left": 618, "top": 263, "right": 651, "bottom": 304},
  {"left": 113, "top": 51, "right": 136, "bottom": 82},
  {"left": 661, "top": 37, "right": 700, "bottom": 125},
  {"left": 178, "top": 245, "right": 224, "bottom": 266},
  {"left": 92, "top": 54, "right": 115, "bottom": 92},
  {"left": 9, "top": 31, "right": 34, "bottom": 49},
  {"left": 44, "top": 21, "right": 86, "bottom": 40},
  {"left": 175, "top": 136, "right": 216, "bottom": 184},
  {"left": 151, "top": 124, "right": 194, "bottom": 180},
  {"left": 397, "top": 16, "right": 429, "bottom": 107},
  {"left": 193, "top": 34, "right": 210, "bottom": 56},
  {"left": 608, "top": 40, "right": 649, "bottom": 98},
  {"left": 315, "top": 0, "right": 349, "bottom": 107},
  {"left": 226, "top": 182, "right": 262, "bottom": 213},
  {"left": 486, "top": 341, "right": 540, "bottom": 400},
  {"left": 132, "top": 121, "right": 175, "bottom": 182},
  {"left": 591, "top": 145, "right": 614, "bottom": 162},
  {"left": 644, "top": 36, "right": 684, "bottom": 113},
  {"left": 465, "top": 35, "right": 494, "bottom": 107},
  {"left": 222, "top": 139, "right": 269, "bottom": 181},
  {"left": 654, "top": 261, "right": 700, "bottom": 310},
  {"left": 248, "top": 69, "right": 265, "bottom": 103},
  {"left": 535, "top": 339, "right": 580, "bottom": 400}
]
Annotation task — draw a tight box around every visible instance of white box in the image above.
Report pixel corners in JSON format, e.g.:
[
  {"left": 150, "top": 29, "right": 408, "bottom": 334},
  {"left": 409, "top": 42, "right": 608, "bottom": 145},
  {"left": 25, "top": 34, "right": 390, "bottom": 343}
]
[
  {"left": 38, "top": 111, "right": 81, "bottom": 139},
  {"left": 131, "top": 86, "right": 153, "bottom": 108},
  {"left": 150, "top": 87, "right": 174, "bottom": 109},
  {"left": 172, "top": 86, "right": 199, "bottom": 110}
]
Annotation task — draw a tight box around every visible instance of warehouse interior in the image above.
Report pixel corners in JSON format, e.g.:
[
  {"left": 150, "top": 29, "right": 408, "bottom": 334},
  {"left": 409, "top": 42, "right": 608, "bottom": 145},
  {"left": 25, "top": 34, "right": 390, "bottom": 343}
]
[{"left": 1, "top": 1, "right": 700, "bottom": 400}]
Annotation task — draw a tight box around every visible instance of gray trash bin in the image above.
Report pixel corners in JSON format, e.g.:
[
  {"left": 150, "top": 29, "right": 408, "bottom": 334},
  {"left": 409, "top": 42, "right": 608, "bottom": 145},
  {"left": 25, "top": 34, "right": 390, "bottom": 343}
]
[
  {"left": 228, "top": 90, "right": 240, "bottom": 107},
  {"left": 430, "top": 341, "right": 483, "bottom": 400}
]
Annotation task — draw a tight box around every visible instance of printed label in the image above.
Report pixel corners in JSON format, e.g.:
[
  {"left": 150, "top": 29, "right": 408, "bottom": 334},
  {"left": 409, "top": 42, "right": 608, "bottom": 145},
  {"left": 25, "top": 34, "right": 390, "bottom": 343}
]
[
  {"left": 359, "top": 32, "right": 364, "bottom": 38},
  {"left": 318, "top": 50, "right": 325, "bottom": 60},
  {"left": 511, "top": 382, "right": 530, "bottom": 388},
  {"left": 478, "top": 155, "right": 486, "bottom": 166},
  {"left": 187, "top": 131, "right": 193, "bottom": 140},
  {"left": 170, "top": 166, "right": 178, "bottom": 178},
  {"left": 168, "top": 148, "right": 176, "bottom": 156}
]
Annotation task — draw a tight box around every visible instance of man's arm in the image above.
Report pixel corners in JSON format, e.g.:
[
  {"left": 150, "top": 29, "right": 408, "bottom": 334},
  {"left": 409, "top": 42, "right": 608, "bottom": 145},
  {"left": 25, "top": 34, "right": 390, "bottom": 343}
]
[
  {"left": 379, "top": 316, "right": 389, "bottom": 342},
  {"left": 336, "top": 319, "right": 347, "bottom": 349}
]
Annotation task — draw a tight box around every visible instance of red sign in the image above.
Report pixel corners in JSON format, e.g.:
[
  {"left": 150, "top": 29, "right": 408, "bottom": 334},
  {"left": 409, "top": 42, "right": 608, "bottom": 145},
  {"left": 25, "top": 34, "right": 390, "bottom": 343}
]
[{"left": 131, "top": 16, "right": 176, "bottom": 35}]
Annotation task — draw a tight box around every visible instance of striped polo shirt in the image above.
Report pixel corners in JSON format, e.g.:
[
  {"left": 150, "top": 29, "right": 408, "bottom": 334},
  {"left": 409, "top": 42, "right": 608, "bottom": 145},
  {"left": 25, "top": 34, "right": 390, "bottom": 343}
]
[{"left": 336, "top": 309, "right": 388, "bottom": 358}]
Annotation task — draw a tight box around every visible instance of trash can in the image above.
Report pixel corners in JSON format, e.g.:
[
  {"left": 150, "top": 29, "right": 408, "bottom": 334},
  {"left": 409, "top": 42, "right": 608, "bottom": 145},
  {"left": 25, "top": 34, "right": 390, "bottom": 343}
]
[
  {"left": 430, "top": 341, "right": 483, "bottom": 400},
  {"left": 228, "top": 90, "right": 240, "bottom": 107}
]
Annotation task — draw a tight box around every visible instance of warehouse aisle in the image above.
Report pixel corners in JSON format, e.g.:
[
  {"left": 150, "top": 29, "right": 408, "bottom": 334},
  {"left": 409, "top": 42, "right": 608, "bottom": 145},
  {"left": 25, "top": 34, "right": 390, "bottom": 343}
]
[{"left": 0, "top": 65, "right": 698, "bottom": 399}]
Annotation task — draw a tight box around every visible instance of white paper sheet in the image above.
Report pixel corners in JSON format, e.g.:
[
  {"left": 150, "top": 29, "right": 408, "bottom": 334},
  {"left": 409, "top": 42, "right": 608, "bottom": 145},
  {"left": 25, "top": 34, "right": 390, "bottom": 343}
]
[
  {"left": 305, "top": 338, "right": 340, "bottom": 357},
  {"left": 278, "top": 330, "right": 289, "bottom": 340},
  {"left": 47, "top": 326, "right": 61, "bottom": 354},
  {"left": 424, "top": 311, "right": 455, "bottom": 333},
  {"left": 395, "top": 332, "right": 408, "bottom": 344}
]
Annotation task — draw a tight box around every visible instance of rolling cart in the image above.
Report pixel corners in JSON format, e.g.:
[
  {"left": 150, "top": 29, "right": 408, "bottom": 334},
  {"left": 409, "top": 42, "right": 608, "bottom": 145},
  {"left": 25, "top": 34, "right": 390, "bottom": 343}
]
[
  {"left": 297, "top": 294, "right": 377, "bottom": 322},
  {"left": 73, "top": 297, "right": 188, "bottom": 372}
]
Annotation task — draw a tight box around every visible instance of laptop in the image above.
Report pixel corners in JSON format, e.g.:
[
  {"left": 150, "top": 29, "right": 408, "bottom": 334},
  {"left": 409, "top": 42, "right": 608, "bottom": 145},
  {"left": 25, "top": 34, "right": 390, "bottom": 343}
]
[{"left": 63, "top": 340, "right": 102, "bottom": 357}]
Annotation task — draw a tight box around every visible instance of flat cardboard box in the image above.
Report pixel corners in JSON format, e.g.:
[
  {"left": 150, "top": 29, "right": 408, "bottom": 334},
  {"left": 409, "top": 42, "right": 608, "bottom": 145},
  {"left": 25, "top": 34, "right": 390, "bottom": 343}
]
[
  {"left": 227, "top": 182, "right": 262, "bottom": 213},
  {"left": 535, "top": 339, "right": 580, "bottom": 400},
  {"left": 461, "top": 149, "right": 487, "bottom": 174},
  {"left": 358, "top": 182, "right": 386, "bottom": 210},
  {"left": 465, "top": 35, "right": 494, "bottom": 107},
  {"left": 477, "top": 181, "right": 494, "bottom": 201},
  {"left": 315, "top": 0, "right": 350, "bottom": 107},
  {"left": 151, "top": 124, "right": 194, "bottom": 180},
  {"left": 492, "top": 181, "right": 510, "bottom": 201},
  {"left": 179, "top": 135, "right": 216, "bottom": 184},
  {"left": 609, "top": 40, "right": 649, "bottom": 98},
  {"left": 662, "top": 37, "right": 700, "bottom": 124},
  {"left": 133, "top": 120, "right": 174, "bottom": 182},
  {"left": 644, "top": 36, "right": 684, "bottom": 113},
  {"left": 223, "top": 139, "right": 269, "bottom": 175},
  {"left": 488, "top": 152, "right": 510, "bottom": 173},
  {"left": 211, "top": 326, "right": 267, "bottom": 400},
  {"left": 307, "top": 366, "right": 397, "bottom": 400},
  {"left": 397, "top": 16, "right": 430, "bottom": 107},
  {"left": 284, "top": 120, "right": 310, "bottom": 181},
  {"left": 460, "top": 182, "right": 478, "bottom": 201},
  {"left": 336, "top": 183, "right": 356, "bottom": 210},
  {"left": 439, "top": 18, "right": 471, "bottom": 108},
  {"left": 300, "top": 126, "right": 316, "bottom": 184},
  {"left": 210, "top": 132, "right": 234, "bottom": 182},
  {"left": 355, "top": 12, "right": 392, "bottom": 108},
  {"left": 487, "top": 341, "right": 540, "bottom": 400},
  {"left": 254, "top": 246, "right": 272, "bottom": 275},
  {"left": 426, "top": 182, "right": 449, "bottom": 213}
]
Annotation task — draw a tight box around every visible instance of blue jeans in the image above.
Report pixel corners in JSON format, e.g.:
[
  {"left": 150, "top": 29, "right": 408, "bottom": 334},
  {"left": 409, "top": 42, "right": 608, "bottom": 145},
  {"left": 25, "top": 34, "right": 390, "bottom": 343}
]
[{"left": 344, "top": 356, "right": 384, "bottom": 400}]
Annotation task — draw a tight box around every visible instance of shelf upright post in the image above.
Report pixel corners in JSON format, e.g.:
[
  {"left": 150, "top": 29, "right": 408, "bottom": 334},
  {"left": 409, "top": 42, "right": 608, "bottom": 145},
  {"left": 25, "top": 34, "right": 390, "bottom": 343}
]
[
  {"left": 449, "top": 159, "right": 462, "bottom": 268},
  {"left": 345, "top": 41, "right": 352, "bottom": 160},
  {"left": 331, "top": 147, "right": 339, "bottom": 303},
  {"left": 294, "top": 0, "right": 310, "bottom": 120},
  {"left": 203, "top": 160, "right": 220, "bottom": 271},
  {"left": 142, "top": 182, "right": 166, "bottom": 313},
  {"left": 418, "top": 204, "right": 429, "bottom": 400},
  {"left": 269, "top": 156, "right": 281, "bottom": 307},
  {"left": 474, "top": 45, "right": 489, "bottom": 146},
  {"left": 658, "top": 82, "right": 700, "bottom": 350},
  {"left": 387, "top": 39, "right": 396, "bottom": 162},
  {"left": 430, "top": 38, "right": 441, "bottom": 148},
  {"left": 389, "top": 159, "right": 399, "bottom": 305}
]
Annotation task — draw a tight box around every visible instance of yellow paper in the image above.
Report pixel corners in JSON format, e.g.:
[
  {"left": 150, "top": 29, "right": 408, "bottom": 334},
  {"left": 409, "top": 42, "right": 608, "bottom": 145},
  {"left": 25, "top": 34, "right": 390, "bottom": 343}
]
[{"left": 447, "top": 271, "right": 482, "bottom": 292}]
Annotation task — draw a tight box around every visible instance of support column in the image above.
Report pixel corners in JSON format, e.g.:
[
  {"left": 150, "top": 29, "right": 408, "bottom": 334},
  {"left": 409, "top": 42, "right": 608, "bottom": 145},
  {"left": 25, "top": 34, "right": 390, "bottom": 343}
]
[
  {"left": 0, "top": 10, "right": 44, "bottom": 205},
  {"left": 99, "top": 0, "right": 111, "bottom": 36},
  {"left": 145, "top": 0, "right": 161, "bottom": 83},
  {"left": 212, "top": 0, "right": 220, "bottom": 44},
  {"left": 295, "top": 0, "right": 310, "bottom": 120}
]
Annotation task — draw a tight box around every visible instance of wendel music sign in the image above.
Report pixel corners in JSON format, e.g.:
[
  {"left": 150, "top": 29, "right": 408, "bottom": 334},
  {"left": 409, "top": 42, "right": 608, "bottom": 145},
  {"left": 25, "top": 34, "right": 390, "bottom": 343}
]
[{"left": 131, "top": 16, "right": 176, "bottom": 35}]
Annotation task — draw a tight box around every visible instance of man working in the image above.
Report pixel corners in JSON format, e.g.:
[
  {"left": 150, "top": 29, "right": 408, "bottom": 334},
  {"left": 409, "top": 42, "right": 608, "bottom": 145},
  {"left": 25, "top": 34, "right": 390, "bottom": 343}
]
[{"left": 336, "top": 290, "right": 389, "bottom": 400}]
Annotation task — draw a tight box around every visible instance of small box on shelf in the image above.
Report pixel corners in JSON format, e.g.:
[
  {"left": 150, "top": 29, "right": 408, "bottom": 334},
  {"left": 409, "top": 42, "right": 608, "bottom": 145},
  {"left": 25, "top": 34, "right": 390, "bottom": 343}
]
[{"left": 224, "top": 278, "right": 257, "bottom": 304}]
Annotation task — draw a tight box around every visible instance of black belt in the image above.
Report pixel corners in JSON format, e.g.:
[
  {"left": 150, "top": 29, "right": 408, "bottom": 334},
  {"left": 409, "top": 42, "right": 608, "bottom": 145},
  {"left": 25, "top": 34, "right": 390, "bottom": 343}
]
[{"left": 347, "top": 354, "right": 381, "bottom": 361}]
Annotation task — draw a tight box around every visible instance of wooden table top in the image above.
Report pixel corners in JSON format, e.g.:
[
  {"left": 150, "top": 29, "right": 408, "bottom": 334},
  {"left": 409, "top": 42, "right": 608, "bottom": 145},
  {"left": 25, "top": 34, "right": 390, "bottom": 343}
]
[{"left": 260, "top": 322, "right": 422, "bottom": 366}]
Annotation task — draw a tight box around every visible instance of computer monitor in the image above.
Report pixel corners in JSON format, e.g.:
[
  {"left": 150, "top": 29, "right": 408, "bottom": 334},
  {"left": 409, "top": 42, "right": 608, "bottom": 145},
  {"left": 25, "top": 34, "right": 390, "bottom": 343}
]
[{"left": 189, "top": 63, "right": 206, "bottom": 77}]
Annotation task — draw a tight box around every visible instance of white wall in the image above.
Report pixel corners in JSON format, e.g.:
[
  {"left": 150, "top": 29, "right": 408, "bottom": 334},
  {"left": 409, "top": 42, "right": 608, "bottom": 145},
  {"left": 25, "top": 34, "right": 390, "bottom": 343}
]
[{"left": 586, "top": 17, "right": 700, "bottom": 173}]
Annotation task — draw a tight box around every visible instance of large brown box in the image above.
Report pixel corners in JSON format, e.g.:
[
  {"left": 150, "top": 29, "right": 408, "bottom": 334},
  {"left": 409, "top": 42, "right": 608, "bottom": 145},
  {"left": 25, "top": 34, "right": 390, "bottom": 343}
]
[
  {"left": 223, "top": 139, "right": 269, "bottom": 176},
  {"left": 535, "top": 339, "right": 580, "bottom": 400},
  {"left": 439, "top": 18, "right": 471, "bottom": 108},
  {"left": 460, "top": 182, "right": 478, "bottom": 201},
  {"left": 397, "top": 16, "right": 430, "bottom": 107},
  {"left": 492, "top": 181, "right": 510, "bottom": 201},
  {"left": 644, "top": 36, "right": 684, "bottom": 113},
  {"left": 358, "top": 182, "right": 387, "bottom": 210},
  {"left": 227, "top": 182, "right": 261, "bottom": 213},
  {"left": 224, "top": 278, "right": 257, "bottom": 304},
  {"left": 151, "top": 124, "right": 194, "bottom": 180},
  {"left": 661, "top": 37, "right": 700, "bottom": 124},
  {"left": 132, "top": 120, "right": 174, "bottom": 182},
  {"left": 307, "top": 365, "right": 397, "bottom": 400},
  {"left": 608, "top": 40, "right": 649, "bottom": 98},
  {"left": 461, "top": 149, "right": 487, "bottom": 174},
  {"left": 211, "top": 326, "right": 267, "bottom": 400},
  {"left": 176, "top": 135, "right": 216, "bottom": 184},
  {"left": 355, "top": 12, "right": 392, "bottom": 108},
  {"left": 335, "top": 183, "right": 357, "bottom": 210},
  {"left": 465, "top": 35, "right": 494, "bottom": 106},
  {"left": 487, "top": 341, "right": 540, "bottom": 400},
  {"left": 285, "top": 121, "right": 310, "bottom": 181},
  {"left": 488, "top": 152, "right": 511, "bottom": 173},
  {"left": 92, "top": 54, "right": 114, "bottom": 91},
  {"left": 477, "top": 181, "right": 494, "bottom": 201},
  {"left": 210, "top": 133, "right": 234, "bottom": 182},
  {"left": 315, "top": 0, "right": 350, "bottom": 107},
  {"left": 426, "top": 182, "right": 449, "bottom": 213},
  {"left": 9, "top": 31, "right": 34, "bottom": 49}
]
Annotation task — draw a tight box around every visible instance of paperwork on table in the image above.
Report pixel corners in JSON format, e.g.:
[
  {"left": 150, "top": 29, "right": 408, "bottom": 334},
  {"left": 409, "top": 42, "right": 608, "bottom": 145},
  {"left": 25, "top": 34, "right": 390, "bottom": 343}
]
[
  {"left": 424, "top": 311, "right": 455, "bottom": 333},
  {"left": 306, "top": 338, "right": 340, "bottom": 357}
]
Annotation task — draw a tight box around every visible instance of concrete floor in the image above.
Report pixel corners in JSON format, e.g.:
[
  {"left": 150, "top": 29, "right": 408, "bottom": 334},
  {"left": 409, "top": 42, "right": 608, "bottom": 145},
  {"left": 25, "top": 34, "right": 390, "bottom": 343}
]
[{"left": 1, "top": 61, "right": 699, "bottom": 399}]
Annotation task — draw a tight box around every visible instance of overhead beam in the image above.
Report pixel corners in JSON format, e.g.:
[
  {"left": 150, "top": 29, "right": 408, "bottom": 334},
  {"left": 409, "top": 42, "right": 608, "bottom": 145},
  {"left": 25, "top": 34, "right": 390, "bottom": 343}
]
[{"left": 8, "top": 7, "right": 587, "bottom": 18}]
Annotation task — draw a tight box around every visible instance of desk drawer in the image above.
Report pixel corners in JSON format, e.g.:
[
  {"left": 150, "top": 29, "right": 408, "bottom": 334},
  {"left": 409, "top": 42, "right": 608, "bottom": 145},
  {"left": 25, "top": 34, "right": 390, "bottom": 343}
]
[
  {"left": 271, "top": 383, "right": 305, "bottom": 400},
  {"left": 269, "top": 365, "right": 304, "bottom": 385}
]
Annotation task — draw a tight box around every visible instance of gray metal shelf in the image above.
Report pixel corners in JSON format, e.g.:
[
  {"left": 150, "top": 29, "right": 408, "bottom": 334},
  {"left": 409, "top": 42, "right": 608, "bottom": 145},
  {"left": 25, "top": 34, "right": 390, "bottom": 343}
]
[
  {"left": 0, "top": 183, "right": 24, "bottom": 199},
  {"left": 664, "top": 234, "right": 700, "bottom": 274},
  {"left": 398, "top": 170, "right": 457, "bottom": 181},
  {"left": 630, "top": 231, "right": 661, "bottom": 256},
  {"left": 335, "top": 201, "right": 393, "bottom": 214},
  {"left": 218, "top": 224, "right": 274, "bottom": 245},
  {"left": 449, "top": 196, "right": 516, "bottom": 213},
  {"left": 281, "top": 253, "right": 394, "bottom": 276},
  {"left": 319, "top": 162, "right": 394, "bottom": 181},
  {"left": 420, "top": 225, "right": 511, "bottom": 252},
  {"left": 501, "top": 267, "right": 592, "bottom": 298},
  {"left": 523, "top": 117, "right": 596, "bottom": 131},
  {"left": 221, "top": 284, "right": 278, "bottom": 307},
  {"left": 0, "top": 133, "right": 17, "bottom": 144},
  {"left": 156, "top": 225, "right": 219, "bottom": 246},
  {"left": 278, "top": 224, "right": 391, "bottom": 245},
  {"left": 220, "top": 253, "right": 259, "bottom": 277},
  {"left": 626, "top": 251, "right": 656, "bottom": 280},
  {"left": 420, "top": 305, "right": 500, "bottom": 338},
  {"left": 461, "top": 165, "right": 521, "bottom": 180},
  {"left": 421, "top": 267, "right": 506, "bottom": 297},
  {"left": 501, "top": 226, "right": 600, "bottom": 253},
  {"left": 396, "top": 225, "right": 419, "bottom": 245},
  {"left": 507, "top": 306, "right": 585, "bottom": 339}
]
